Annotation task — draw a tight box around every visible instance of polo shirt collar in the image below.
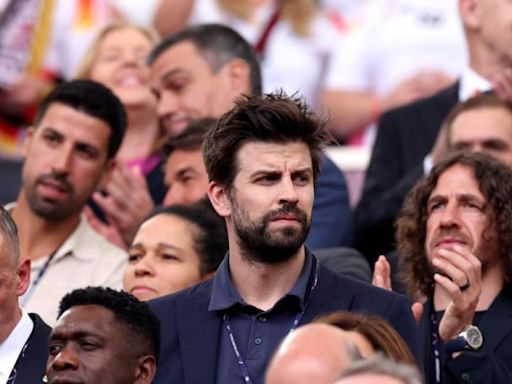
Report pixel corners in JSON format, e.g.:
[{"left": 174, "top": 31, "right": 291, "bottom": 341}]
[{"left": 208, "top": 248, "right": 314, "bottom": 312}]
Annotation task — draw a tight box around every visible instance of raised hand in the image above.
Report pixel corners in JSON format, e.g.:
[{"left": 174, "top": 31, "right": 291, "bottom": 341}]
[{"left": 433, "top": 244, "right": 482, "bottom": 341}]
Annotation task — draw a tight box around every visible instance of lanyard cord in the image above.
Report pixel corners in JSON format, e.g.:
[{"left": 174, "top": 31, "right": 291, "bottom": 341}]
[
  {"left": 224, "top": 256, "right": 319, "bottom": 384},
  {"left": 20, "top": 246, "right": 60, "bottom": 306},
  {"left": 429, "top": 303, "right": 442, "bottom": 384}
]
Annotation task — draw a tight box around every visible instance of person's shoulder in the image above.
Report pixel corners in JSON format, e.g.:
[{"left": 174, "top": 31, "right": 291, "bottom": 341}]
[
  {"left": 78, "top": 219, "right": 127, "bottom": 261},
  {"left": 321, "top": 265, "right": 407, "bottom": 306},
  {"left": 381, "top": 82, "right": 459, "bottom": 123},
  {"left": 149, "top": 279, "right": 213, "bottom": 315}
]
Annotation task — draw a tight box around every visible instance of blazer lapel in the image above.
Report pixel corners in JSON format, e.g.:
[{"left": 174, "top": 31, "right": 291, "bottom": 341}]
[
  {"left": 300, "top": 265, "right": 356, "bottom": 324},
  {"left": 177, "top": 285, "right": 222, "bottom": 384}
]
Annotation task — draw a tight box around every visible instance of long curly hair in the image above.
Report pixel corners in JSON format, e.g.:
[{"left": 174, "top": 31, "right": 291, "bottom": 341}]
[{"left": 396, "top": 152, "right": 512, "bottom": 298}]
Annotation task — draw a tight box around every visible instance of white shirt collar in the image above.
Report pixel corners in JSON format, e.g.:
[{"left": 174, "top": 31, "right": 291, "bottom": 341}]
[
  {"left": 459, "top": 66, "right": 492, "bottom": 101},
  {"left": 0, "top": 308, "right": 34, "bottom": 383}
]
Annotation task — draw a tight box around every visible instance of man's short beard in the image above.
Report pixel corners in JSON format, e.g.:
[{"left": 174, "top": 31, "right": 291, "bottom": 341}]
[{"left": 231, "top": 199, "right": 310, "bottom": 265}]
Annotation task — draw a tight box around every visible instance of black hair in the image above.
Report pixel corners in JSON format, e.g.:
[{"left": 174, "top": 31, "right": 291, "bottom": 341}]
[
  {"left": 147, "top": 23, "right": 262, "bottom": 96},
  {"left": 34, "top": 80, "right": 126, "bottom": 159},
  {"left": 58, "top": 287, "right": 160, "bottom": 360},
  {"left": 146, "top": 198, "right": 227, "bottom": 275}
]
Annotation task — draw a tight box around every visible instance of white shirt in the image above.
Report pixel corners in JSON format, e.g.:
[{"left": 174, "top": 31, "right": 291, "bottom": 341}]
[
  {"left": 0, "top": 309, "right": 34, "bottom": 384},
  {"left": 459, "top": 66, "right": 492, "bottom": 101}
]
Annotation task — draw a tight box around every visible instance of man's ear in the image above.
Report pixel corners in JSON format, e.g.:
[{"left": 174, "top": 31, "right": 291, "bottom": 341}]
[
  {"left": 133, "top": 355, "right": 157, "bottom": 384},
  {"left": 459, "top": 0, "right": 480, "bottom": 29},
  {"left": 16, "top": 258, "right": 31, "bottom": 297},
  {"left": 222, "top": 58, "right": 251, "bottom": 95},
  {"left": 22, "top": 128, "right": 35, "bottom": 158},
  {"left": 207, "top": 181, "right": 231, "bottom": 218},
  {"left": 99, "top": 158, "right": 117, "bottom": 186}
]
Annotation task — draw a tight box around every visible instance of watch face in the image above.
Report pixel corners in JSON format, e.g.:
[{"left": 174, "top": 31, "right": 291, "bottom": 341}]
[{"left": 466, "top": 326, "right": 483, "bottom": 349}]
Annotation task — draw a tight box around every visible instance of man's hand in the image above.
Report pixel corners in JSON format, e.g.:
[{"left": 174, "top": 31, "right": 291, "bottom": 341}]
[
  {"left": 93, "top": 164, "right": 154, "bottom": 246},
  {"left": 491, "top": 68, "right": 512, "bottom": 101},
  {"left": 372, "top": 255, "right": 424, "bottom": 323},
  {"left": 372, "top": 255, "right": 392, "bottom": 290},
  {"left": 433, "top": 244, "right": 482, "bottom": 342}
]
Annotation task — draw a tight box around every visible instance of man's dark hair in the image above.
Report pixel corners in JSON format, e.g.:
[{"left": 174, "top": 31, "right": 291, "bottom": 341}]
[
  {"left": 34, "top": 80, "right": 126, "bottom": 159},
  {"left": 0, "top": 205, "right": 19, "bottom": 265},
  {"left": 145, "top": 198, "right": 227, "bottom": 275},
  {"left": 162, "top": 118, "right": 216, "bottom": 160},
  {"left": 147, "top": 24, "right": 262, "bottom": 96},
  {"left": 396, "top": 152, "right": 512, "bottom": 297},
  {"left": 203, "top": 91, "right": 331, "bottom": 189},
  {"left": 58, "top": 287, "right": 160, "bottom": 360}
]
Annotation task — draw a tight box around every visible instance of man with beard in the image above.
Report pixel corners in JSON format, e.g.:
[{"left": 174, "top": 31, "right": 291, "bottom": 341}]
[
  {"left": 396, "top": 152, "right": 512, "bottom": 382},
  {"left": 8, "top": 80, "right": 128, "bottom": 325},
  {"left": 149, "top": 93, "right": 418, "bottom": 384}
]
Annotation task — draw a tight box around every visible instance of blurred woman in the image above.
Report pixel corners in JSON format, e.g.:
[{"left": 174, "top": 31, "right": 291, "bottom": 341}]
[
  {"left": 76, "top": 23, "right": 167, "bottom": 247},
  {"left": 316, "top": 311, "right": 416, "bottom": 365},
  {"left": 123, "top": 199, "right": 228, "bottom": 301}
]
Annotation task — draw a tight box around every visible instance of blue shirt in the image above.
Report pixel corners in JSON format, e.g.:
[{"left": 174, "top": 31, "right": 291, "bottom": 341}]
[{"left": 209, "top": 250, "right": 315, "bottom": 384}]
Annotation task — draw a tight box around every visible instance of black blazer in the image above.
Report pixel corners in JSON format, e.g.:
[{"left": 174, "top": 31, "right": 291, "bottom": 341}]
[
  {"left": 15, "top": 313, "right": 51, "bottom": 383},
  {"left": 418, "top": 288, "right": 512, "bottom": 383},
  {"left": 149, "top": 262, "right": 419, "bottom": 384},
  {"left": 354, "top": 83, "right": 459, "bottom": 263}
]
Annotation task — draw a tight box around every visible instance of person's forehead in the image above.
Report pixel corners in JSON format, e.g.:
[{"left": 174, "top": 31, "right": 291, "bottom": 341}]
[
  {"left": 430, "top": 165, "right": 483, "bottom": 199},
  {"left": 53, "top": 305, "right": 118, "bottom": 338},
  {"left": 235, "top": 141, "right": 313, "bottom": 171},
  {"left": 451, "top": 106, "right": 512, "bottom": 139},
  {"left": 36, "top": 103, "right": 111, "bottom": 144}
]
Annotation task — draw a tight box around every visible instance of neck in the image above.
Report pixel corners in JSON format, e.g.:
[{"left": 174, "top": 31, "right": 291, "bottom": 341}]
[
  {"left": 116, "top": 105, "right": 159, "bottom": 164},
  {"left": 12, "top": 190, "right": 80, "bottom": 261},
  {"left": 228, "top": 246, "right": 306, "bottom": 311},
  {"left": 433, "top": 263, "right": 504, "bottom": 312},
  {"left": 467, "top": 37, "right": 509, "bottom": 81}
]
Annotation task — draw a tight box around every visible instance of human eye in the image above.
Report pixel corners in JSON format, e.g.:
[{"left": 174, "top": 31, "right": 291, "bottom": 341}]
[
  {"left": 164, "top": 77, "right": 187, "bottom": 93},
  {"left": 160, "top": 252, "right": 179, "bottom": 261},
  {"left": 48, "top": 342, "right": 63, "bottom": 356},
  {"left": 79, "top": 338, "right": 100, "bottom": 351},
  {"left": 128, "top": 249, "right": 144, "bottom": 263},
  {"left": 42, "top": 130, "right": 62, "bottom": 147},
  {"left": 255, "top": 173, "right": 279, "bottom": 185},
  {"left": 428, "top": 200, "right": 444, "bottom": 213},
  {"left": 76, "top": 144, "right": 99, "bottom": 160},
  {"left": 293, "top": 172, "right": 311, "bottom": 186}
]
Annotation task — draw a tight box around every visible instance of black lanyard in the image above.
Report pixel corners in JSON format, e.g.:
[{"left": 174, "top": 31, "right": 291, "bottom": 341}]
[
  {"left": 224, "top": 256, "right": 319, "bottom": 384},
  {"left": 429, "top": 304, "right": 443, "bottom": 384},
  {"left": 20, "top": 246, "right": 60, "bottom": 306}
]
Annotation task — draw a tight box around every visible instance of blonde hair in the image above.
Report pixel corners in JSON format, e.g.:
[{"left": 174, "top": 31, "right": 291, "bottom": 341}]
[
  {"left": 218, "top": 0, "right": 316, "bottom": 37},
  {"left": 74, "top": 22, "right": 160, "bottom": 79}
]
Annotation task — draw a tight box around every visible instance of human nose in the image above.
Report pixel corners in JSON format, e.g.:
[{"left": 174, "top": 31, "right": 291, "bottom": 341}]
[
  {"left": 278, "top": 176, "right": 299, "bottom": 205},
  {"left": 51, "top": 145, "right": 73, "bottom": 174},
  {"left": 134, "top": 254, "right": 155, "bottom": 276},
  {"left": 163, "top": 185, "right": 184, "bottom": 206},
  {"left": 49, "top": 345, "right": 79, "bottom": 371},
  {"left": 439, "top": 201, "right": 460, "bottom": 229},
  {"left": 157, "top": 91, "right": 178, "bottom": 118}
]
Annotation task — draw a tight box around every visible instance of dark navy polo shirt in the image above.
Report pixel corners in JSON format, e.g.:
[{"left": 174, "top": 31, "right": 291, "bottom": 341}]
[{"left": 209, "top": 250, "right": 315, "bottom": 384}]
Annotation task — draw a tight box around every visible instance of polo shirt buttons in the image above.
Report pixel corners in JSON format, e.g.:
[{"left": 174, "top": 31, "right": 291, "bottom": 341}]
[
  {"left": 254, "top": 338, "right": 262, "bottom": 345},
  {"left": 259, "top": 316, "right": 267, "bottom": 322},
  {"left": 461, "top": 373, "right": 471, "bottom": 382}
]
